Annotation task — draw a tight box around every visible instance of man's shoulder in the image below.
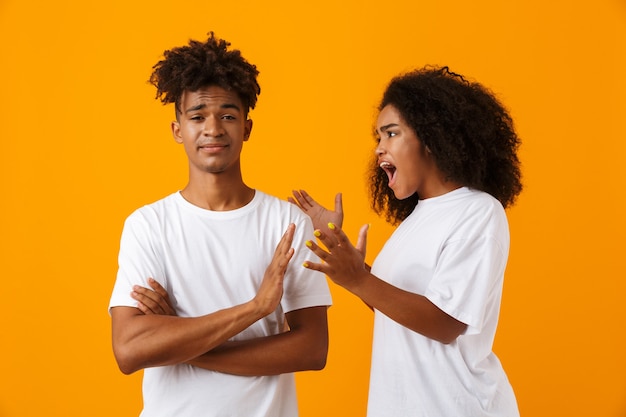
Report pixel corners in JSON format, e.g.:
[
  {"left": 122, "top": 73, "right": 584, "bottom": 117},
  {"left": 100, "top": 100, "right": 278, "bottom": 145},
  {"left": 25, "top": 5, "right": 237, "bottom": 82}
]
[
  {"left": 124, "top": 192, "right": 180, "bottom": 223},
  {"left": 254, "top": 190, "right": 289, "bottom": 208},
  {"left": 254, "top": 191, "right": 309, "bottom": 221}
]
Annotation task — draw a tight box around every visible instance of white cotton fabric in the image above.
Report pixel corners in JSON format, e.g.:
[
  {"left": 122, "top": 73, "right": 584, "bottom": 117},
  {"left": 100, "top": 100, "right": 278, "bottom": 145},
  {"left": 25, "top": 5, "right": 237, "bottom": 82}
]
[
  {"left": 109, "top": 190, "right": 332, "bottom": 417},
  {"left": 367, "top": 187, "right": 519, "bottom": 417}
]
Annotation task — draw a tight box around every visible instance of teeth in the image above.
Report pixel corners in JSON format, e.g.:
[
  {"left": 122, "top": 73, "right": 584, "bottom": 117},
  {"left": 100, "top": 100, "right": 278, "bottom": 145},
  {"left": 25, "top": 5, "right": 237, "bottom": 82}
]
[{"left": 380, "top": 162, "right": 392, "bottom": 169}]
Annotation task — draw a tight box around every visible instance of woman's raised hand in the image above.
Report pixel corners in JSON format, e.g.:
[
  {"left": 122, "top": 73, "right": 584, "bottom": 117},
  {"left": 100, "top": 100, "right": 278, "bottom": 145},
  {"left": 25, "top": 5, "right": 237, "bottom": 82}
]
[{"left": 288, "top": 190, "right": 344, "bottom": 232}]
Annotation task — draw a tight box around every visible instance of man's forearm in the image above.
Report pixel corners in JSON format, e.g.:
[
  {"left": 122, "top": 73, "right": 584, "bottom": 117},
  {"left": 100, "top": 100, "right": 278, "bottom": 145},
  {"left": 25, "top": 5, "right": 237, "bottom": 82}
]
[
  {"left": 186, "top": 306, "right": 329, "bottom": 376},
  {"left": 111, "top": 300, "right": 267, "bottom": 374}
]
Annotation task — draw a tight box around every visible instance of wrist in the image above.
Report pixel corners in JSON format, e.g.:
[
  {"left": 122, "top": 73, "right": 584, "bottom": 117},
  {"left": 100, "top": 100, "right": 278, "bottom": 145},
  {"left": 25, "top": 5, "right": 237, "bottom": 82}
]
[
  {"left": 248, "top": 297, "right": 272, "bottom": 320},
  {"left": 345, "top": 269, "right": 372, "bottom": 298}
]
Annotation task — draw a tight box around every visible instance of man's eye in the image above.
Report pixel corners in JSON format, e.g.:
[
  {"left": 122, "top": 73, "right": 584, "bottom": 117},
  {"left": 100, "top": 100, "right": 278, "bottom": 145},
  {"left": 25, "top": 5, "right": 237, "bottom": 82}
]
[
  {"left": 222, "top": 115, "right": 236, "bottom": 120},
  {"left": 190, "top": 115, "right": 204, "bottom": 121}
]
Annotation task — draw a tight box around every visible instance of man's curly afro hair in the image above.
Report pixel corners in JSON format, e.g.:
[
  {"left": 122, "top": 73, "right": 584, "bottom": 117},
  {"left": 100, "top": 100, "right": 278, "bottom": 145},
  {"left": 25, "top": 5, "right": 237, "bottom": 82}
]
[
  {"left": 369, "top": 66, "right": 523, "bottom": 225},
  {"left": 149, "top": 32, "right": 260, "bottom": 117}
]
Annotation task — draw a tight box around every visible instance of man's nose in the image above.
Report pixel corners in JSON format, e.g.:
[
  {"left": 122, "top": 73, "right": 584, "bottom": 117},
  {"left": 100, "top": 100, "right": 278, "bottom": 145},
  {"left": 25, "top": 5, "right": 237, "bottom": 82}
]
[{"left": 203, "top": 116, "right": 223, "bottom": 136}]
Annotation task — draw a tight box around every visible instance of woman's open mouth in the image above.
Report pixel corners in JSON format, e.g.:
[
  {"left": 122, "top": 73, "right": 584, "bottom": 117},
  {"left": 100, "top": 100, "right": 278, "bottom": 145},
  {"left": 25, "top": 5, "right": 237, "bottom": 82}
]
[{"left": 380, "top": 161, "right": 397, "bottom": 186}]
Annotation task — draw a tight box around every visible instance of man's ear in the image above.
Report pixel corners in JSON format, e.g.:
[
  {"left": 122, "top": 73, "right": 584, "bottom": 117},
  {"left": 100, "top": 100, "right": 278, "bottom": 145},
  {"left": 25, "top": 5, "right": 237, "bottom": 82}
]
[
  {"left": 244, "top": 119, "right": 253, "bottom": 141},
  {"left": 171, "top": 120, "right": 183, "bottom": 144}
]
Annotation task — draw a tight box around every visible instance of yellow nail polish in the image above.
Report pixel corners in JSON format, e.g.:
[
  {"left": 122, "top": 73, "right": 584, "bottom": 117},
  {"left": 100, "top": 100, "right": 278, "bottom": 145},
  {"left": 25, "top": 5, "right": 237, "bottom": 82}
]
[
  {"left": 313, "top": 230, "right": 321, "bottom": 237},
  {"left": 328, "top": 222, "right": 336, "bottom": 230},
  {"left": 302, "top": 262, "right": 309, "bottom": 268},
  {"left": 306, "top": 240, "right": 313, "bottom": 247}
]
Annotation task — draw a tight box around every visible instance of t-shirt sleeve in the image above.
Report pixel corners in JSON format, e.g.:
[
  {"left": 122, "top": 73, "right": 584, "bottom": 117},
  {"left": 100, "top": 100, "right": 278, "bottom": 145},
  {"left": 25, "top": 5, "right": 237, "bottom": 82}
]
[
  {"left": 281, "top": 214, "right": 332, "bottom": 313},
  {"left": 424, "top": 234, "right": 507, "bottom": 335},
  {"left": 108, "top": 210, "right": 165, "bottom": 313}
]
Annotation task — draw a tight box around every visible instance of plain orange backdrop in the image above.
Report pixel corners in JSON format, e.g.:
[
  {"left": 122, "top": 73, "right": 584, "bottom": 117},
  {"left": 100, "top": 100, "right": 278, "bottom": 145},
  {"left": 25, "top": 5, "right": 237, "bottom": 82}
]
[{"left": 1, "top": 1, "right": 625, "bottom": 416}]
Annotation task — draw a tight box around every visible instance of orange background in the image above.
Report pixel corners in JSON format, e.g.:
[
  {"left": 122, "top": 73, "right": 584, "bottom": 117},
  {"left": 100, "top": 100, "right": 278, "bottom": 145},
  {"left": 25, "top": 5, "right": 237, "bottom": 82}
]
[{"left": 1, "top": 1, "right": 625, "bottom": 416}]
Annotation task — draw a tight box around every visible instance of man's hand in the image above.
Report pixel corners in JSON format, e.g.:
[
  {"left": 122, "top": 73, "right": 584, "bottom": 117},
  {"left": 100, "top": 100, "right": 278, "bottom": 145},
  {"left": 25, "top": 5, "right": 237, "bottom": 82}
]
[
  {"left": 131, "top": 278, "right": 177, "bottom": 316},
  {"left": 129, "top": 224, "right": 296, "bottom": 320},
  {"left": 288, "top": 190, "right": 343, "bottom": 233},
  {"left": 252, "top": 223, "right": 296, "bottom": 316}
]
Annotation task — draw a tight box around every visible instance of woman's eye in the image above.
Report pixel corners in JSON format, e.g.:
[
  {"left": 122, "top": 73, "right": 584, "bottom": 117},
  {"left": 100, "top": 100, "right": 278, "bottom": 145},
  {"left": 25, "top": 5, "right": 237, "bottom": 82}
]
[{"left": 388, "top": 131, "right": 397, "bottom": 138}]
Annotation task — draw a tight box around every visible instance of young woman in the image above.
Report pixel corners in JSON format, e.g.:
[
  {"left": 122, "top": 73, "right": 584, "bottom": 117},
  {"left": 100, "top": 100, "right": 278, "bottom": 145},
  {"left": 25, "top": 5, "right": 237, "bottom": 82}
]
[{"left": 291, "top": 66, "right": 522, "bottom": 416}]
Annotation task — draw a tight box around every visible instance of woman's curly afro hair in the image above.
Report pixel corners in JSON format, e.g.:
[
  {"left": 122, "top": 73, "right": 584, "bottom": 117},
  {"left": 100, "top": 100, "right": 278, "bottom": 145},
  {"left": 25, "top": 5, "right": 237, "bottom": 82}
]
[
  {"left": 149, "top": 32, "right": 260, "bottom": 117},
  {"left": 369, "top": 66, "right": 523, "bottom": 225}
]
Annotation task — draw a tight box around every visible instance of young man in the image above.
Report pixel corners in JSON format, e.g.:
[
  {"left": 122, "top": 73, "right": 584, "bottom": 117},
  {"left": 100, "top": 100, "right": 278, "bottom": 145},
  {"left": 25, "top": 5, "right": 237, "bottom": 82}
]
[{"left": 109, "top": 33, "right": 332, "bottom": 417}]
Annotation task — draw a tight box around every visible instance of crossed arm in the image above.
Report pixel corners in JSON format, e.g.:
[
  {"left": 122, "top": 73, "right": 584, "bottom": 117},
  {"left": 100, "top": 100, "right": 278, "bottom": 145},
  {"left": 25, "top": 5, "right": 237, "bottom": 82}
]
[{"left": 111, "top": 224, "right": 329, "bottom": 375}]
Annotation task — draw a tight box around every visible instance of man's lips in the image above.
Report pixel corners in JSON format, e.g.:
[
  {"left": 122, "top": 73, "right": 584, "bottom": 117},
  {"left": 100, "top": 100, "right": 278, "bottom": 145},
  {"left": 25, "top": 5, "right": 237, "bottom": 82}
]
[{"left": 198, "top": 143, "right": 228, "bottom": 153}]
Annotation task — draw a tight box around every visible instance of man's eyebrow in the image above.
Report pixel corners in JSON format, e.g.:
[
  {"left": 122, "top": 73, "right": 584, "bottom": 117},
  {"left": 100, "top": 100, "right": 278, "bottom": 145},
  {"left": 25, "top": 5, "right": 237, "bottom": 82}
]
[
  {"left": 221, "top": 103, "right": 241, "bottom": 111},
  {"left": 185, "top": 104, "right": 206, "bottom": 113},
  {"left": 184, "top": 103, "right": 242, "bottom": 113}
]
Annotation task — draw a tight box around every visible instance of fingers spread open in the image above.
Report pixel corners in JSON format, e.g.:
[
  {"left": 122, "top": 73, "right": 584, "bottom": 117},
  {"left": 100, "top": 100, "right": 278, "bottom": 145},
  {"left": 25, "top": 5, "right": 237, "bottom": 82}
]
[
  {"left": 290, "top": 190, "right": 312, "bottom": 210},
  {"left": 334, "top": 193, "right": 343, "bottom": 214},
  {"left": 316, "top": 223, "right": 346, "bottom": 252},
  {"left": 305, "top": 239, "right": 327, "bottom": 260},
  {"left": 355, "top": 224, "right": 370, "bottom": 257}
]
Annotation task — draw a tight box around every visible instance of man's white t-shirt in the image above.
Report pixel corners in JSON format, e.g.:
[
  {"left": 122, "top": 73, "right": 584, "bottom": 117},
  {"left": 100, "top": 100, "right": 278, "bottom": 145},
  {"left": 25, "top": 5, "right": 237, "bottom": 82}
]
[
  {"left": 109, "top": 191, "right": 332, "bottom": 417},
  {"left": 367, "top": 187, "right": 519, "bottom": 417}
]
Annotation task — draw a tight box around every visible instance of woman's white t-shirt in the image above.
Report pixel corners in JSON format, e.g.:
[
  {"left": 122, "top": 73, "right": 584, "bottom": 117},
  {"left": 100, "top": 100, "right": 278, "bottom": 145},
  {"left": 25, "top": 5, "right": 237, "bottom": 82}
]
[{"left": 368, "top": 187, "right": 518, "bottom": 417}]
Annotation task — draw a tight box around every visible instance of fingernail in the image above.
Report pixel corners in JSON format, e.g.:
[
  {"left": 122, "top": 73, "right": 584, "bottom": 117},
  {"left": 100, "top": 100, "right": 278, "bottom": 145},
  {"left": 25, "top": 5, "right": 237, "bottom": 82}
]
[
  {"left": 328, "top": 222, "right": 336, "bottom": 230},
  {"left": 306, "top": 240, "right": 313, "bottom": 247},
  {"left": 313, "top": 230, "right": 321, "bottom": 237},
  {"left": 302, "top": 262, "right": 309, "bottom": 268}
]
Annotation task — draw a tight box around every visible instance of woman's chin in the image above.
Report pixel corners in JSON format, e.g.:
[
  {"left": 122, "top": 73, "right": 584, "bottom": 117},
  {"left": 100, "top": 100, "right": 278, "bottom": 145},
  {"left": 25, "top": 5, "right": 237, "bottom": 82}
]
[{"left": 392, "top": 189, "right": 411, "bottom": 200}]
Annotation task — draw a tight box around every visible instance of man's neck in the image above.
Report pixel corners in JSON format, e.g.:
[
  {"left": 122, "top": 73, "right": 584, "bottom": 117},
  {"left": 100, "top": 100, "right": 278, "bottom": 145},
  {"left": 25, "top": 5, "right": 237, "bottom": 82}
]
[{"left": 180, "top": 174, "right": 254, "bottom": 211}]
